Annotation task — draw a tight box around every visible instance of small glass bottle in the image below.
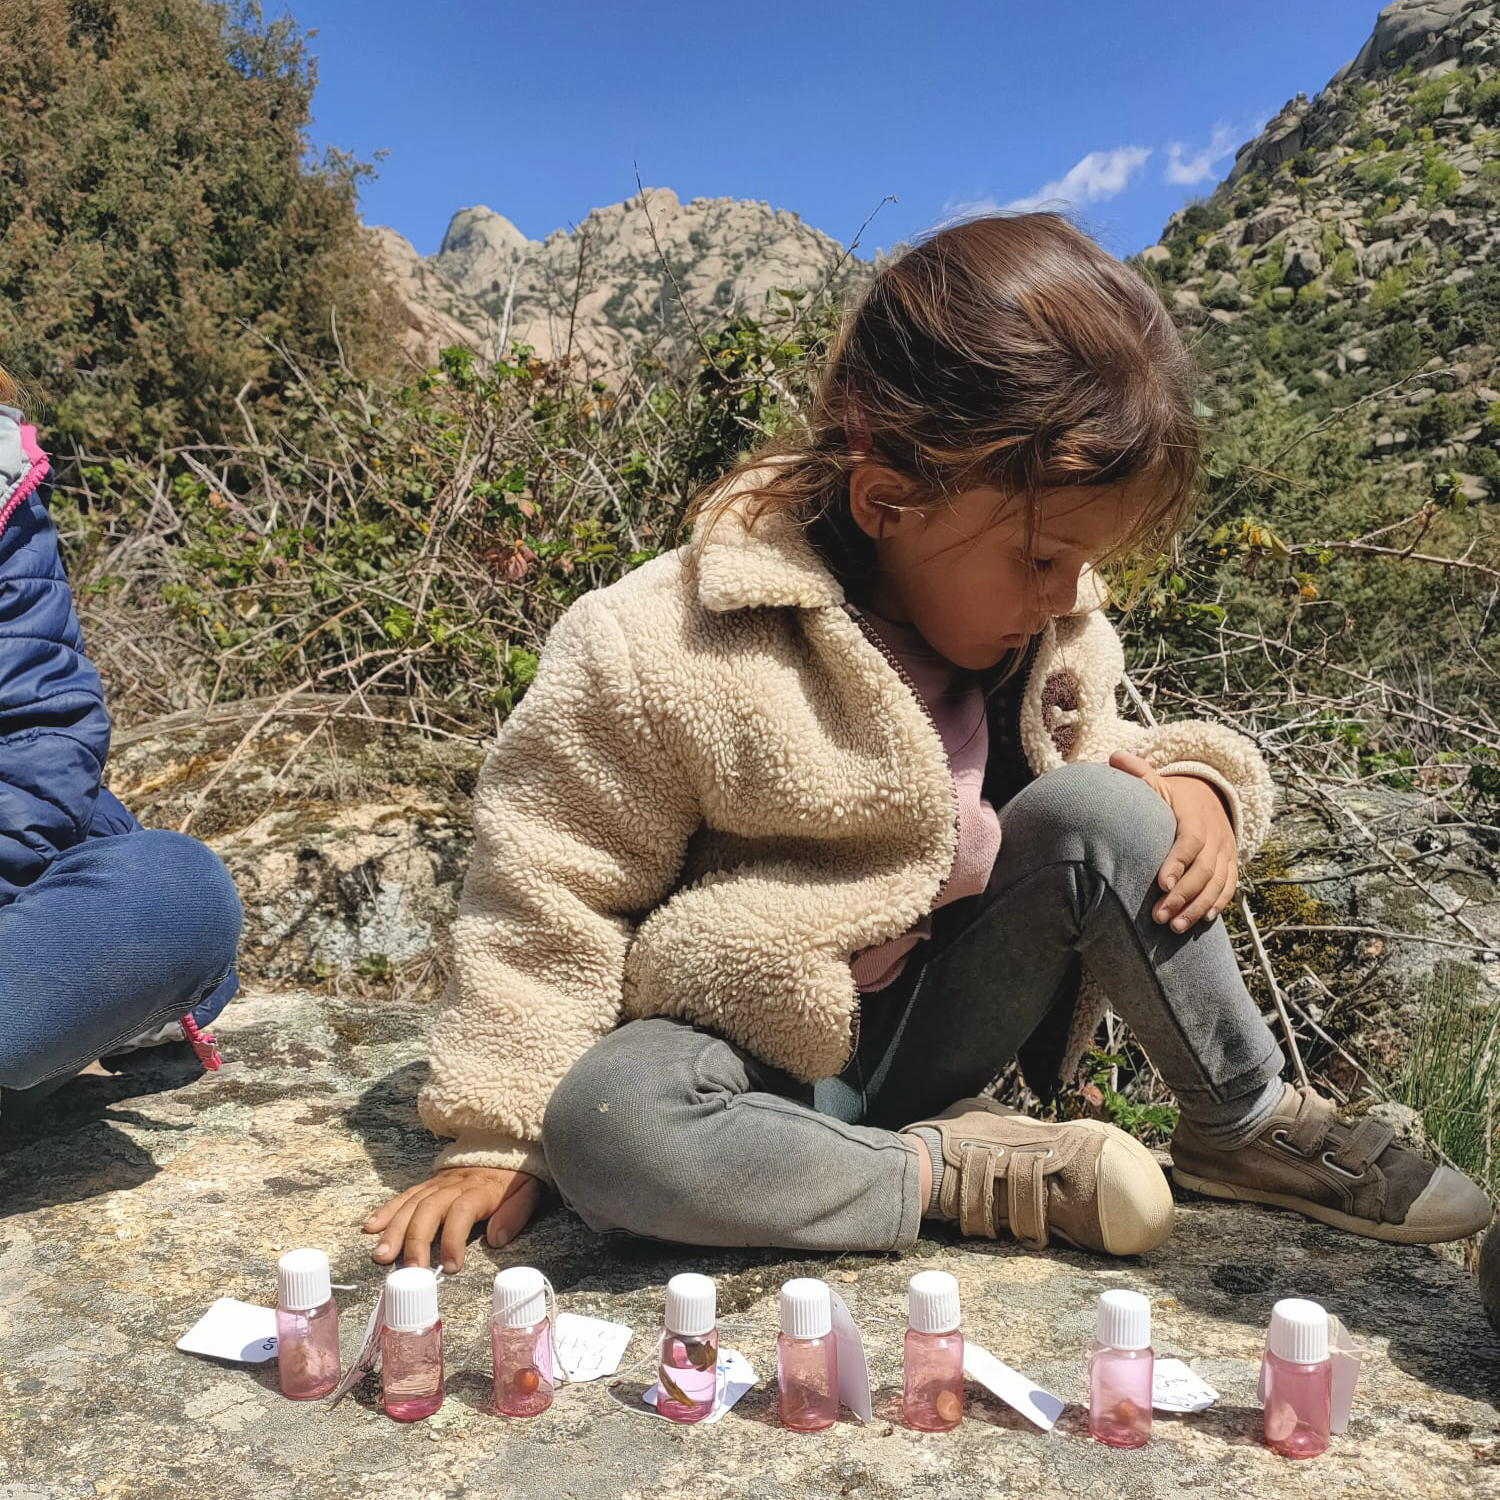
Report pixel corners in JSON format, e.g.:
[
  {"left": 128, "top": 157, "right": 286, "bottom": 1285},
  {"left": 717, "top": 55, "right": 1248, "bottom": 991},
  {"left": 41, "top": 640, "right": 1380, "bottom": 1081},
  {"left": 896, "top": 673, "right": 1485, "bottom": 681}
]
[
  {"left": 1089, "top": 1289, "right": 1153, "bottom": 1448},
  {"left": 492, "top": 1266, "right": 554, "bottom": 1418},
  {"left": 902, "top": 1270, "right": 964, "bottom": 1432},
  {"left": 1262, "top": 1298, "right": 1332, "bottom": 1459},
  {"left": 380, "top": 1266, "right": 444, "bottom": 1422},
  {"left": 274, "top": 1248, "right": 341, "bottom": 1400},
  {"left": 657, "top": 1272, "right": 718, "bottom": 1423},
  {"left": 776, "top": 1278, "right": 840, "bottom": 1432}
]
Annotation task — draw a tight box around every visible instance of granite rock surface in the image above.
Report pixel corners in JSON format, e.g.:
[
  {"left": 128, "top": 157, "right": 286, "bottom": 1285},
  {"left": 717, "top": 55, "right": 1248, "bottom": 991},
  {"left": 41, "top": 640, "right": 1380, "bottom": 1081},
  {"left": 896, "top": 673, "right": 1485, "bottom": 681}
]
[{"left": 2, "top": 988, "right": 1496, "bottom": 1499}]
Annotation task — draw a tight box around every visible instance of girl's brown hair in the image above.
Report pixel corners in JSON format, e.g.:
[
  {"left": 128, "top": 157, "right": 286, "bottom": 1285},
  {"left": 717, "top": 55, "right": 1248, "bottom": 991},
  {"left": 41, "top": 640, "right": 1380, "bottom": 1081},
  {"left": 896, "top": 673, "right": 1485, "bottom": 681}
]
[
  {"left": 0, "top": 365, "right": 20, "bottom": 409},
  {"left": 682, "top": 210, "right": 1204, "bottom": 664}
]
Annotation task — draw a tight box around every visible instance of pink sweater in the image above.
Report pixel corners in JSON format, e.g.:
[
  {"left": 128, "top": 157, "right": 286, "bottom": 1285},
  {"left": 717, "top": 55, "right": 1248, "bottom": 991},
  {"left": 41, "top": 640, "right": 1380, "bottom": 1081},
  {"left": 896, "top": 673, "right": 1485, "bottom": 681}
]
[{"left": 850, "top": 609, "right": 1004, "bottom": 991}]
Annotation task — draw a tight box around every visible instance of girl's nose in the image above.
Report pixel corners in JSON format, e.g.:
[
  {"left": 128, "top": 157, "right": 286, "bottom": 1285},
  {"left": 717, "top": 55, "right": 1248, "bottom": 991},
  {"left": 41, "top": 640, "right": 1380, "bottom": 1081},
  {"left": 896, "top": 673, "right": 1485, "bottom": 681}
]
[{"left": 1044, "top": 570, "right": 1080, "bottom": 617}]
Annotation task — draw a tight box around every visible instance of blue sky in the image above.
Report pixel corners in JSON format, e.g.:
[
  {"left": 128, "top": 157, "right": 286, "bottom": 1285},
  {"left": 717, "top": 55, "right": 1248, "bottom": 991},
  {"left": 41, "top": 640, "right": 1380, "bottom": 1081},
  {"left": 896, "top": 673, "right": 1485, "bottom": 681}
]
[{"left": 281, "top": 0, "right": 1386, "bottom": 262}]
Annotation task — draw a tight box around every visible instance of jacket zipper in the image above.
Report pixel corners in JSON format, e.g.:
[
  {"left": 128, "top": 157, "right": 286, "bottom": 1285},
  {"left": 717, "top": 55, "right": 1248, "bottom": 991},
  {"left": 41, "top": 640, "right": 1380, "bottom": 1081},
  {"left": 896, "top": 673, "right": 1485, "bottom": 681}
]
[{"left": 841, "top": 601, "right": 962, "bottom": 1066}]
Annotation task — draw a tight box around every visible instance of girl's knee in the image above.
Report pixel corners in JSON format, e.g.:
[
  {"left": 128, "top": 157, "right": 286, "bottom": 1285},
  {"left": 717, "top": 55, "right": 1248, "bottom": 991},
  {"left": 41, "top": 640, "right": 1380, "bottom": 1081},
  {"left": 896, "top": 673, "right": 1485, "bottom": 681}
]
[
  {"left": 543, "top": 1019, "right": 713, "bottom": 1236},
  {"left": 1011, "top": 760, "right": 1176, "bottom": 865}
]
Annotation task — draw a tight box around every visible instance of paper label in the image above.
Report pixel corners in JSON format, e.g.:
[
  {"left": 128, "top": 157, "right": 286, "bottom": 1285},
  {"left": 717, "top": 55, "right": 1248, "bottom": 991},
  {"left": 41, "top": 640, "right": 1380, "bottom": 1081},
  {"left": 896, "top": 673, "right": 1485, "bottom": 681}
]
[
  {"left": 552, "top": 1312, "right": 633, "bottom": 1383},
  {"left": 177, "top": 1298, "right": 279, "bottom": 1364},
  {"left": 644, "top": 1347, "right": 757, "bottom": 1424},
  {"left": 326, "top": 1284, "right": 387, "bottom": 1407},
  {"left": 1328, "top": 1315, "right": 1361, "bottom": 1435},
  {"left": 962, "top": 1342, "right": 1065, "bottom": 1430},
  {"left": 828, "top": 1290, "right": 872, "bottom": 1424},
  {"left": 1151, "top": 1358, "right": 1219, "bottom": 1412}
]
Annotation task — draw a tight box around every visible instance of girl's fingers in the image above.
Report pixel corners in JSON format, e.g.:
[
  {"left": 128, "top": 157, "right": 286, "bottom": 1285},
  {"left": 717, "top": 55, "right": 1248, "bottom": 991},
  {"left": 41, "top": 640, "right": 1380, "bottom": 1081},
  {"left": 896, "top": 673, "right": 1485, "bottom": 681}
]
[
  {"left": 371, "top": 1185, "right": 442, "bottom": 1262},
  {"left": 1155, "top": 838, "right": 1212, "bottom": 924},
  {"left": 402, "top": 1187, "right": 466, "bottom": 1268},
  {"left": 486, "top": 1178, "right": 543, "bottom": 1250},
  {"left": 1175, "top": 852, "right": 1232, "bottom": 931},
  {"left": 363, "top": 1180, "right": 429, "bottom": 1234},
  {"left": 437, "top": 1187, "right": 505, "bottom": 1274},
  {"left": 1157, "top": 826, "right": 1205, "bottom": 898},
  {"left": 1208, "top": 861, "right": 1239, "bottom": 922}
]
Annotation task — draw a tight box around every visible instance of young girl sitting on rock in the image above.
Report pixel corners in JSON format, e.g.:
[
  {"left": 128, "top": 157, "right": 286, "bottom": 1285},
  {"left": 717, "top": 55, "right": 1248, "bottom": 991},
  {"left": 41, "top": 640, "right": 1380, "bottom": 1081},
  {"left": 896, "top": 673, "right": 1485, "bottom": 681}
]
[
  {"left": 365, "top": 211, "right": 1491, "bottom": 1271},
  {"left": 0, "top": 370, "right": 243, "bottom": 1113}
]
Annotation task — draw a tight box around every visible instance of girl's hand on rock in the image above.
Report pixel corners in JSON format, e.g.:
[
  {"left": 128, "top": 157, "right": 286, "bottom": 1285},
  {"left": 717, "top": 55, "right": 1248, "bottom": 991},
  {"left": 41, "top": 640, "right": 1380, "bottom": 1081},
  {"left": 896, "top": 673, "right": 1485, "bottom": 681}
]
[
  {"left": 1107, "top": 750, "right": 1238, "bottom": 933},
  {"left": 362, "top": 1167, "right": 540, "bottom": 1273}
]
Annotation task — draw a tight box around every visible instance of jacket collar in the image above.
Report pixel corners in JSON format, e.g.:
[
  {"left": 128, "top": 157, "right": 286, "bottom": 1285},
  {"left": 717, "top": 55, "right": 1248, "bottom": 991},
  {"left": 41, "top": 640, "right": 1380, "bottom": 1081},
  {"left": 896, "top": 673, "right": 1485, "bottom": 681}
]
[
  {"left": 690, "top": 462, "right": 846, "bottom": 612},
  {"left": 688, "top": 457, "right": 1109, "bottom": 617}
]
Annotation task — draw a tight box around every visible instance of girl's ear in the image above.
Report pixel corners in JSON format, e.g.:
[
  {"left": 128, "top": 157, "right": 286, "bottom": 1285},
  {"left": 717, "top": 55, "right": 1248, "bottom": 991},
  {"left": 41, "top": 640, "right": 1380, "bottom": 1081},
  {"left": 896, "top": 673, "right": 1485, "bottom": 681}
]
[{"left": 848, "top": 463, "right": 921, "bottom": 542}]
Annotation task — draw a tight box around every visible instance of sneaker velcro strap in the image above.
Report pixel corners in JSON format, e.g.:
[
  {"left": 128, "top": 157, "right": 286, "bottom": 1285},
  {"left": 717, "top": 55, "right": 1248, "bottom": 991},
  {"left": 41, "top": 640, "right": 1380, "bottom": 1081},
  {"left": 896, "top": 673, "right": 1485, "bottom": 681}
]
[
  {"left": 1287, "top": 1093, "right": 1334, "bottom": 1157},
  {"left": 1330, "top": 1117, "right": 1393, "bottom": 1175},
  {"left": 958, "top": 1144, "right": 1000, "bottom": 1238},
  {"left": 1007, "top": 1150, "right": 1050, "bottom": 1251}
]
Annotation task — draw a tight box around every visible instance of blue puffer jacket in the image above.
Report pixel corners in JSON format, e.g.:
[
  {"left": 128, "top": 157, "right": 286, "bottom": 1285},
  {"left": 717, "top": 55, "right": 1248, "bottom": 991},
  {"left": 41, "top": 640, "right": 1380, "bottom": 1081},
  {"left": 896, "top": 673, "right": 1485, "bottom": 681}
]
[{"left": 0, "top": 404, "right": 236, "bottom": 1028}]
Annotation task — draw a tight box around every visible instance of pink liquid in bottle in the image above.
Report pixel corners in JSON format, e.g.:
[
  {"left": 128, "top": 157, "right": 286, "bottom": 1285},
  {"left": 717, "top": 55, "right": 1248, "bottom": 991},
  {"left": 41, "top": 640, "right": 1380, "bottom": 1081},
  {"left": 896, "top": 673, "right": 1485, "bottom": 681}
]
[
  {"left": 1088, "top": 1288, "right": 1153, "bottom": 1449},
  {"left": 901, "top": 1271, "right": 964, "bottom": 1432},
  {"left": 380, "top": 1266, "right": 444, "bottom": 1422},
  {"left": 776, "top": 1278, "right": 839, "bottom": 1432},
  {"left": 657, "top": 1273, "right": 718, "bottom": 1424},
  {"left": 275, "top": 1249, "right": 341, "bottom": 1401},
  {"left": 492, "top": 1266, "right": 554, "bottom": 1418},
  {"left": 1263, "top": 1299, "right": 1332, "bottom": 1459}
]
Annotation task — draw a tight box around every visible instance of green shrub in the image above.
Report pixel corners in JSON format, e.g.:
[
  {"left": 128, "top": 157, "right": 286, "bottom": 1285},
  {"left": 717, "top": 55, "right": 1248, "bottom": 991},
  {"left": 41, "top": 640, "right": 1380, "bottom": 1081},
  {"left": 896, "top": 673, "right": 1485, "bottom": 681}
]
[
  {"left": 1411, "top": 69, "right": 1471, "bottom": 124},
  {"left": 1417, "top": 395, "right": 1463, "bottom": 445},
  {"left": 1376, "top": 319, "right": 1423, "bottom": 373},
  {"left": 1357, "top": 157, "right": 1400, "bottom": 193},
  {"left": 1384, "top": 965, "right": 1499, "bottom": 1197},
  {"left": 1205, "top": 242, "right": 1232, "bottom": 272},
  {"left": 1422, "top": 155, "right": 1463, "bottom": 203},
  {"left": 1329, "top": 248, "right": 1357, "bottom": 287},
  {"left": 1475, "top": 78, "right": 1500, "bottom": 124},
  {"left": 1370, "top": 267, "right": 1409, "bottom": 312},
  {"left": 0, "top": 0, "right": 400, "bottom": 458}
]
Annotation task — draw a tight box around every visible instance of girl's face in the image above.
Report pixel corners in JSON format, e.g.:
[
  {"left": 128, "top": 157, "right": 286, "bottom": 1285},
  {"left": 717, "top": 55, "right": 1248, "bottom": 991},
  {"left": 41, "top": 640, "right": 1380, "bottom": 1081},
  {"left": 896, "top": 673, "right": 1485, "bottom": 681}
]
[{"left": 849, "top": 467, "right": 1143, "bottom": 671}]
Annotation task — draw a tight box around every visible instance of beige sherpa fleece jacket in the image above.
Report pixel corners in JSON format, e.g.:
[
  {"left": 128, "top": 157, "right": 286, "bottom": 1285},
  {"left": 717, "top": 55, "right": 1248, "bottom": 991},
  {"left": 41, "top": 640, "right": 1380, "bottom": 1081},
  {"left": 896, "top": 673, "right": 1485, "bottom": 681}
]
[{"left": 417, "top": 465, "right": 1277, "bottom": 1183}]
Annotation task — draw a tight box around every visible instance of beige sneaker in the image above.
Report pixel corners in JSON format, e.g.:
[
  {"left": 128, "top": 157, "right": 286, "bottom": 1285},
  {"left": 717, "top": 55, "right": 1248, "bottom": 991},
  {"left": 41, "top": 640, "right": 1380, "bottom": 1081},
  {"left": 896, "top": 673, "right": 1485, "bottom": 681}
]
[
  {"left": 901, "top": 1097, "right": 1175, "bottom": 1256},
  {"left": 1171, "top": 1083, "right": 1493, "bottom": 1244}
]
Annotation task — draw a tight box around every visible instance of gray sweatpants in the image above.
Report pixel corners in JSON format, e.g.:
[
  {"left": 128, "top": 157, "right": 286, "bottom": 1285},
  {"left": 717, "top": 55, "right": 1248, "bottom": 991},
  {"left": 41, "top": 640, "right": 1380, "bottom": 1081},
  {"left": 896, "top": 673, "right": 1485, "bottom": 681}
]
[{"left": 542, "top": 761, "right": 1286, "bottom": 1252}]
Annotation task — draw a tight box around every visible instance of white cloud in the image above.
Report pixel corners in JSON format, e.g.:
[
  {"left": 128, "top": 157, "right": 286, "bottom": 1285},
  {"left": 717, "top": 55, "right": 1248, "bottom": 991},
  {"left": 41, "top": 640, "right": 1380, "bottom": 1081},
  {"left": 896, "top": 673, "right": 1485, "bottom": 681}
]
[
  {"left": 1162, "top": 115, "right": 1271, "bottom": 186},
  {"left": 1163, "top": 122, "right": 1241, "bottom": 186},
  {"left": 996, "top": 145, "right": 1154, "bottom": 213}
]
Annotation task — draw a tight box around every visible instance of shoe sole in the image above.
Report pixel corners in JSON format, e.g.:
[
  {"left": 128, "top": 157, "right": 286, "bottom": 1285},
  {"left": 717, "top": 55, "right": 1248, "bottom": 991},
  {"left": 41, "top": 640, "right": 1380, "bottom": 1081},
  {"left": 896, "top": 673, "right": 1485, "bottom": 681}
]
[{"left": 1171, "top": 1166, "right": 1491, "bottom": 1244}]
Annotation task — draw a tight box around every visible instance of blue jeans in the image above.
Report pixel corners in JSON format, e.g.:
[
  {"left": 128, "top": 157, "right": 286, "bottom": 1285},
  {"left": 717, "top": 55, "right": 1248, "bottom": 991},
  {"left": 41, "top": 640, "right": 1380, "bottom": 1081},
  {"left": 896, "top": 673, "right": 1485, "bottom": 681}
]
[{"left": 0, "top": 830, "right": 243, "bottom": 1094}]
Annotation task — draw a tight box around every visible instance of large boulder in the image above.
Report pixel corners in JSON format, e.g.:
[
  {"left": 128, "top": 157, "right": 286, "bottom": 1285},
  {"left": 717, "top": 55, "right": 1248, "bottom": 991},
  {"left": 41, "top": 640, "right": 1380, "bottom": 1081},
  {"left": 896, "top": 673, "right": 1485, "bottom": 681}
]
[{"left": 0, "top": 985, "right": 1496, "bottom": 1497}]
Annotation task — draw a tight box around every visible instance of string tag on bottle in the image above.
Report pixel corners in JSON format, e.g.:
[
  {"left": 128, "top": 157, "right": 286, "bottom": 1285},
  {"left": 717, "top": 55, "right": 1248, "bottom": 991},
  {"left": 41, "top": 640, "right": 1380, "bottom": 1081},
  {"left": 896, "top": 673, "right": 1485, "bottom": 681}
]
[
  {"left": 827, "top": 1290, "right": 873, "bottom": 1423},
  {"left": 326, "top": 1266, "right": 448, "bottom": 1408},
  {"left": 962, "top": 1342, "right": 1065, "bottom": 1430},
  {"left": 549, "top": 1281, "right": 634, "bottom": 1387}
]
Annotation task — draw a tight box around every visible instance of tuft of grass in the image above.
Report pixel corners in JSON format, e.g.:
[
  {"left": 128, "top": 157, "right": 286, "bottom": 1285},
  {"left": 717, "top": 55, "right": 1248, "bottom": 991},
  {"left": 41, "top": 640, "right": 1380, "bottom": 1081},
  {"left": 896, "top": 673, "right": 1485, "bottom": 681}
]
[{"left": 1384, "top": 967, "right": 1500, "bottom": 1197}]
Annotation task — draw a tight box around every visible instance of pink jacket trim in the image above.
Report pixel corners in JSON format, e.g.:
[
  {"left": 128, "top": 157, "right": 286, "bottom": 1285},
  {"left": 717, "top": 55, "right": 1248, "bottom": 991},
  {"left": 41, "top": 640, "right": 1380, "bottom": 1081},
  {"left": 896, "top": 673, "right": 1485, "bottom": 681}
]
[{"left": 0, "top": 425, "right": 50, "bottom": 543}]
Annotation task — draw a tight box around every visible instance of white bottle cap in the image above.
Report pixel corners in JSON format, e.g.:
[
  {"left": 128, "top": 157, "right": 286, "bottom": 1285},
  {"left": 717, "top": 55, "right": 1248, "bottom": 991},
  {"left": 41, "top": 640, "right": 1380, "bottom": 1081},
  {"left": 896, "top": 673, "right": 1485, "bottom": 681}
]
[
  {"left": 1095, "top": 1289, "right": 1151, "bottom": 1350},
  {"left": 1268, "top": 1298, "right": 1329, "bottom": 1364},
  {"left": 493, "top": 1266, "right": 548, "bottom": 1328},
  {"left": 664, "top": 1272, "right": 716, "bottom": 1337},
  {"left": 276, "top": 1248, "right": 332, "bottom": 1312},
  {"left": 384, "top": 1266, "right": 440, "bottom": 1333},
  {"left": 907, "top": 1270, "right": 960, "bottom": 1334},
  {"left": 780, "top": 1278, "right": 832, "bottom": 1340}
]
